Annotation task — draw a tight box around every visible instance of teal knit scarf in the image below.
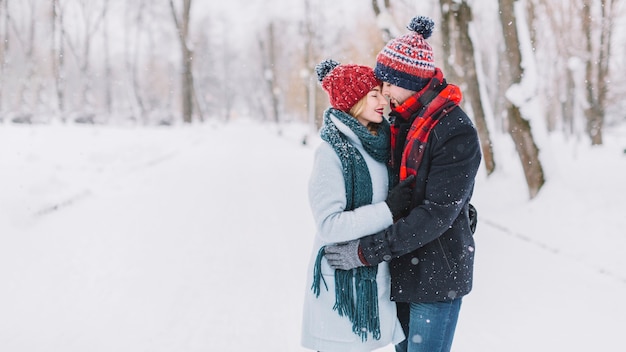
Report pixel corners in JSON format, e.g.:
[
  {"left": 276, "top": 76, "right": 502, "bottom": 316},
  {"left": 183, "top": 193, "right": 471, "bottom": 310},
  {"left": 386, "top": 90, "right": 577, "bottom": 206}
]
[{"left": 311, "top": 108, "right": 390, "bottom": 341}]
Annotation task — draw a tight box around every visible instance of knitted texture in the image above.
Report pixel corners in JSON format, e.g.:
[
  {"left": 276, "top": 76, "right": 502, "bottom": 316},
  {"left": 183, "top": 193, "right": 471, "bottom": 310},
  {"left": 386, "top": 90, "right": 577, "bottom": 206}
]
[
  {"left": 375, "top": 15, "right": 436, "bottom": 92},
  {"left": 311, "top": 108, "right": 390, "bottom": 341},
  {"left": 316, "top": 59, "right": 381, "bottom": 112}
]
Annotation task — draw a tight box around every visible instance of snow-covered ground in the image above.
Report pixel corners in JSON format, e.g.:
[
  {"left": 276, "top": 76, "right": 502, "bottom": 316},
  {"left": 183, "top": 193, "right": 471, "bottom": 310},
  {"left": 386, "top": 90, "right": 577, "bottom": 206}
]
[{"left": 1, "top": 119, "right": 625, "bottom": 351}]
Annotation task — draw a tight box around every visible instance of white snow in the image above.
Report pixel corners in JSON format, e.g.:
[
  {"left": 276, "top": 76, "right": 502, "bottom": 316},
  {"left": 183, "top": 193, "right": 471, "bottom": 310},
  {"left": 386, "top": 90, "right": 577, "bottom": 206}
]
[{"left": 1, "top": 119, "right": 625, "bottom": 351}]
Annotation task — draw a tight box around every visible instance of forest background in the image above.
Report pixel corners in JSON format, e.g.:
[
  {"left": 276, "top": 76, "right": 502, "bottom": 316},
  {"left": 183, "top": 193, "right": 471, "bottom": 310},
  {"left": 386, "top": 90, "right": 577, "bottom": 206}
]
[
  {"left": 0, "top": 0, "right": 625, "bottom": 198},
  {"left": 2, "top": 2, "right": 626, "bottom": 350}
]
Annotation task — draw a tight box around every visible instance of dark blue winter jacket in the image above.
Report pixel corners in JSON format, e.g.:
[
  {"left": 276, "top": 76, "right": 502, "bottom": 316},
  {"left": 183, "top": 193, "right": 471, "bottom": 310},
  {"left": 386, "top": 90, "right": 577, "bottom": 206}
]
[{"left": 359, "top": 105, "right": 482, "bottom": 303}]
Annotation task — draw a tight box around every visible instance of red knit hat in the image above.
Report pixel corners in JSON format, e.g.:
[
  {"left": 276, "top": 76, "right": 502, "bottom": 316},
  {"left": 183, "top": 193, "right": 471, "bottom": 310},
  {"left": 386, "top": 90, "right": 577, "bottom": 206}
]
[
  {"left": 374, "top": 16, "right": 436, "bottom": 92},
  {"left": 316, "top": 60, "right": 381, "bottom": 112}
]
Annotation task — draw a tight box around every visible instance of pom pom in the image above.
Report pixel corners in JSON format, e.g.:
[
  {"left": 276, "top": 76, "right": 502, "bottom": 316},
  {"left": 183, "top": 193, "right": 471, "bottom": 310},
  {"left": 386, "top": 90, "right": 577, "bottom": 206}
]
[
  {"left": 407, "top": 16, "right": 434, "bottom": 39},
  {"left": 315, "top": 59, "right": 340, "bottom": 82}
]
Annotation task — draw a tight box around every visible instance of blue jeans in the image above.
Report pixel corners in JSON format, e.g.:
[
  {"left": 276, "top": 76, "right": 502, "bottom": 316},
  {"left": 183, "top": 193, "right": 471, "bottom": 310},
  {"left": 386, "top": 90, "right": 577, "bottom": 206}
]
[{"left": 395, "top": 298, "right": 462, "bottom": 352}]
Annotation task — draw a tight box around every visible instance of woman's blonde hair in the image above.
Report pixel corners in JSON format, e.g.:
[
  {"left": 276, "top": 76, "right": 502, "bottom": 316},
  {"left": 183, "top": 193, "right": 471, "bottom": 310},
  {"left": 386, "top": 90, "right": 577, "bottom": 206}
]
[
  {"left": 349, "top": 89, "right": 380, "bottom": 135},
  {"left": 349, "top": 97, "right": 367, "bottom": 120}
]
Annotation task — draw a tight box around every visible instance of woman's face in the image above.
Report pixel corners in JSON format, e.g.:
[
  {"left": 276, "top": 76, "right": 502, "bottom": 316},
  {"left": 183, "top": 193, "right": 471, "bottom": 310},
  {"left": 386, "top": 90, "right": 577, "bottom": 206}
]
[{"left": 355, "top": 86, "right": 387, "bottom": 126}]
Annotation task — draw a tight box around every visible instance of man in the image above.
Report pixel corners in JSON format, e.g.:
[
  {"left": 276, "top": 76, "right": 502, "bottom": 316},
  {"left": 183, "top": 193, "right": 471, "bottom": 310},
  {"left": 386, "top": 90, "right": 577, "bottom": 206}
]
[{"left": 325, "top": 16, "right": 481, "bottom": 352}]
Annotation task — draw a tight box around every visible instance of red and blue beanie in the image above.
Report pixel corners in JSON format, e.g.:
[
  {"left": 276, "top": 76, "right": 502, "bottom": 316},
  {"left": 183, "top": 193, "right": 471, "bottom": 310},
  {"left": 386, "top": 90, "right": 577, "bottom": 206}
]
[
  {"left": 375, "top": 16, "right": 436, "bottom": 92},
  {"left": 316, "top": 59, "right": 381, "bottom": 112}
]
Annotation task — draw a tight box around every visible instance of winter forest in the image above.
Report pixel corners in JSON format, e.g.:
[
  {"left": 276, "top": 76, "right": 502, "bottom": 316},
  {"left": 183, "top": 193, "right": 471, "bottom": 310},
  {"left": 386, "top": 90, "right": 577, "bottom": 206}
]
[
  {"left": 2, "top": 1, "right": 626, "bottom": 350},
  {"left": 1, "top": 0, "right": 625, "bottom": 198}
]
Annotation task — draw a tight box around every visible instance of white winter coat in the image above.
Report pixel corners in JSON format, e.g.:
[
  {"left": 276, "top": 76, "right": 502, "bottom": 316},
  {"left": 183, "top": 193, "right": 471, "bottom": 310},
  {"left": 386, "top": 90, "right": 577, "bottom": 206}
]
[{"left": 301, "top": 114, "right": 405, "bottom": 352}]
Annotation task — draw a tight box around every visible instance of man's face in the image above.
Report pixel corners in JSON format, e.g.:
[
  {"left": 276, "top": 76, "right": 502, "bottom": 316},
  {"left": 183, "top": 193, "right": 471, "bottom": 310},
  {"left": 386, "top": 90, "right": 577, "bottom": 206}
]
[{"left": 382, "top": 82, "right": 415, "bottom": 108}]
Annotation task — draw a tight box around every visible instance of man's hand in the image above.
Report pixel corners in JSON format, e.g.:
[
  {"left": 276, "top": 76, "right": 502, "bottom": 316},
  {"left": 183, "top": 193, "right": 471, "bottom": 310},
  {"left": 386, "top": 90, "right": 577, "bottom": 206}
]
[
  {"left": 324, "top": 239, "right": 367, "bottom": 271},
  {"left": 386, "top": 175, "right": 415, "bottom": 221}
]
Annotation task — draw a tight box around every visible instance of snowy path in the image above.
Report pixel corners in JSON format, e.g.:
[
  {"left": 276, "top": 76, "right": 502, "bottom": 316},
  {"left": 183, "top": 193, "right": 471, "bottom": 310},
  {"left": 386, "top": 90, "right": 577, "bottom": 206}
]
[
  {"left": 1, "top": 121, "right": 625, "bottom": 351},
  {"left": 455, "top": 219, "right": 626, "bottom": 351},
  {"left": 0, "top": 122, "right": 315, "bottom": 351}
]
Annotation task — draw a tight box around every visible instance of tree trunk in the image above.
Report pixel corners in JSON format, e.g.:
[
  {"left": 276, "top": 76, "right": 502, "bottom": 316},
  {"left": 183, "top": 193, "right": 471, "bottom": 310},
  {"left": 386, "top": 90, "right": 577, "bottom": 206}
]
[
  {"left": 563, "top": 67, "right": 576, "bottom": 135},
  {"left": 169, "top": 0, "right": 194, "bottom": 124},
  {"left": 82, "top": 2, "right": 106, "bottom": 110},
  {"left": 102, "top": 0, "right": 111, "bottom": 117},
  {"left": 371, "top": 0, "right": 398, "bottom": 42},
  {"left": 7, "top": 0, "right": 37, "bottom": 111},
  {"left": 219, "top": 32, "right": 233, "bottom": 121},
  {"left": 498, "top": 0, "right": 545, "bottom": 199},
  {"left": 439, "top": 0, "right": 496, "bottom": 175},
  {"left": 127, "top": 0, "right": 147, "bottom": 123},
  {"left": 266, "top": 22, "right": 279, "bottom": 125},
  {"left": 52, "top": 0, "right": 65, "bottom": 120},
  {"left": 60, "top": 1, "right": 107, "bottom": 114},
  {"left": 21, "top": 0, "right": 36, "bottom": 109},
  {"left": 257, "top": 22, "right": 280, "bottom": 126},
  {"left": 303, "top": 0, "right": 317, "bottom": 131},
  {"left": 581, "top": 0, "right": 614, "bottom": 145},
  {"left": 0, "top": 0, "right": 6, "bottom": 115}
]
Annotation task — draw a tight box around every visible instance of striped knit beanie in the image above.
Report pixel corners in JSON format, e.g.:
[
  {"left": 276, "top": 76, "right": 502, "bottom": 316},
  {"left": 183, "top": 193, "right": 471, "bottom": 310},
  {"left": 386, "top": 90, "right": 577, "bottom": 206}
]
[
  {"left": 316, "top": 59, "right": 381, "bottom": 112},
  {"left": 375, "top": 16, "right": 436, "bottom": 92}
]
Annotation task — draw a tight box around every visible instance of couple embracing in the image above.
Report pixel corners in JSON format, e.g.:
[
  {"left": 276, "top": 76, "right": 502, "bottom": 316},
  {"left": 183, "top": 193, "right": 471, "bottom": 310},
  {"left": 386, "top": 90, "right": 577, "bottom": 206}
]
[{"left": 301, "top": 16, "right": 481, "bottom": 352}]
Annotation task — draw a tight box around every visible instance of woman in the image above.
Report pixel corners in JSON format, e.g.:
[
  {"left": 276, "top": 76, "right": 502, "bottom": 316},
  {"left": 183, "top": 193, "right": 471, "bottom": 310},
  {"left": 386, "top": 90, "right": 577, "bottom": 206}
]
[{"left": 301, "top": 60, "right": 411, "bottom": 352}]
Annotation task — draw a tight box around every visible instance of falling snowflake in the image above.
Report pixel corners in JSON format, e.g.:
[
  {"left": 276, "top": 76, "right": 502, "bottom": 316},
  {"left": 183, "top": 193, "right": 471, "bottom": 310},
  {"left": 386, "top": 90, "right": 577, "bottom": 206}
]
[{"left": 411, "top": 334, "right": 423, "bottom": 344}]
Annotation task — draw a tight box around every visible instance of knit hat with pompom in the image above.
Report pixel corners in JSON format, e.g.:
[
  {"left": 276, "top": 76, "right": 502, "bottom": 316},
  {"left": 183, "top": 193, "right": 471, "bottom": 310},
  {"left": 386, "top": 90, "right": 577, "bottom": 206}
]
[
  {"left": 316, "top": 59, "right": 381, "bottom": 112},
  {"left": 375, "top": 16, "right": 436, "bottom": 92}
]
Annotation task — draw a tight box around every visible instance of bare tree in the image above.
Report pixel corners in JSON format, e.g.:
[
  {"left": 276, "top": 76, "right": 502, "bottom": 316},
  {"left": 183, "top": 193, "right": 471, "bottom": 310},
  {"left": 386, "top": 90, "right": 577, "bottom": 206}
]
[
  {"left": 371, "top": 0, "right": 401, "bottom": 42},
  {"left": 51, "top": 0, "right": 66, "bottom": 120},
  {"left": 7, "top": 0, "right": 37, "bottom": 112},
  {"left": 20, "top": 0, "right": 35, "bottom": 109},
  {"left": 124, "top": 0, "right": 147, "bottom": 123},
  {"left": 219, "top": 24, "right": 236, "bottom": 121},
  {"left": 534, "top": 0, "right": 617, "bottom": 144},
  {"left": 581, "top": 0, "right": 616, "bottom": 145},
  {"left": 192, "top": 21, "right": 216, "bottom": 118},
  {"left": 0, "top": 0, "right": 7, "bottom": 116},
  {"left": 302, "top": 0, "right": 317, "bottom": 131},
  {"left": 257, "top": 22, "right": 280, "bottom": 125},
  {"left": 439, "top": 0, "right": 496, "bottom": 175},
  {"left": 168, "top": 0, "right": 194, "bottom": 123},
  {"left": 63, "top": 0, "right": 108, "bottom": 113},
  {"left": 531, "top": 0, "right": 577, "bottom": 135},
  {"left": 498, "top": 0, "right": 545, "bottom": 199},
  {"left": 102, "top": 0, "right": 111, "bottom": 117}
]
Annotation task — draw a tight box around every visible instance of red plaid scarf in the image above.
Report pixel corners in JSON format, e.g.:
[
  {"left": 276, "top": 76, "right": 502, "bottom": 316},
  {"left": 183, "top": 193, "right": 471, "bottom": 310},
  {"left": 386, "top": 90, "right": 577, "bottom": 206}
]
[{"left": 390, "top": 68, "right": 463, "bottom": 181}]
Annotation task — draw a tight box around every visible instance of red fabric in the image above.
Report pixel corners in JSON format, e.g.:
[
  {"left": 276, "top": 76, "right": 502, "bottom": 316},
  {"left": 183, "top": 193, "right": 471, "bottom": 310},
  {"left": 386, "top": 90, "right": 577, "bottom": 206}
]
[
  {"left": 357, "top": 246, "right": 370, "bottom": 266},
  {"left": 321, "top": 64, "right": 381, "bottom": 112},
  {"left": 376, "top": 30, "right": 435, "bottom": 81},
  {"left": 390, "top": 69, "right": 463, "bottom": 181}
]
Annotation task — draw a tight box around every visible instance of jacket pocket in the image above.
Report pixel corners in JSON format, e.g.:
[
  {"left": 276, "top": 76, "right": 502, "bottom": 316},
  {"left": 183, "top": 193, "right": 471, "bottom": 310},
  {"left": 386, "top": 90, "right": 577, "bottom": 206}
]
[{"left": 437, "top": 237, "right": 454, "bottom": 272}]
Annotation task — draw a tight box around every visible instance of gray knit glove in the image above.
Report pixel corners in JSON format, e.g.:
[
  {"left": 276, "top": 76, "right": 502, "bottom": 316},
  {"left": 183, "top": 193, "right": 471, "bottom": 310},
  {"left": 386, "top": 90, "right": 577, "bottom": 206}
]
[{"left": 324, "top": 239, "right": 367, "bottom": 271}]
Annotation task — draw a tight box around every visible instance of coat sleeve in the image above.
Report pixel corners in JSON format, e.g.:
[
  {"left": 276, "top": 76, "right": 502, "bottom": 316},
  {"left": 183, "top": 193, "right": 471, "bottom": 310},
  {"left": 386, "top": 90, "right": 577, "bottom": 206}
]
[
  {"left": 308, "top": 143, "right": 394, "bottom": 244},
  {"left": 359, "top": 114, "right": 482, "bottom": 264}
]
